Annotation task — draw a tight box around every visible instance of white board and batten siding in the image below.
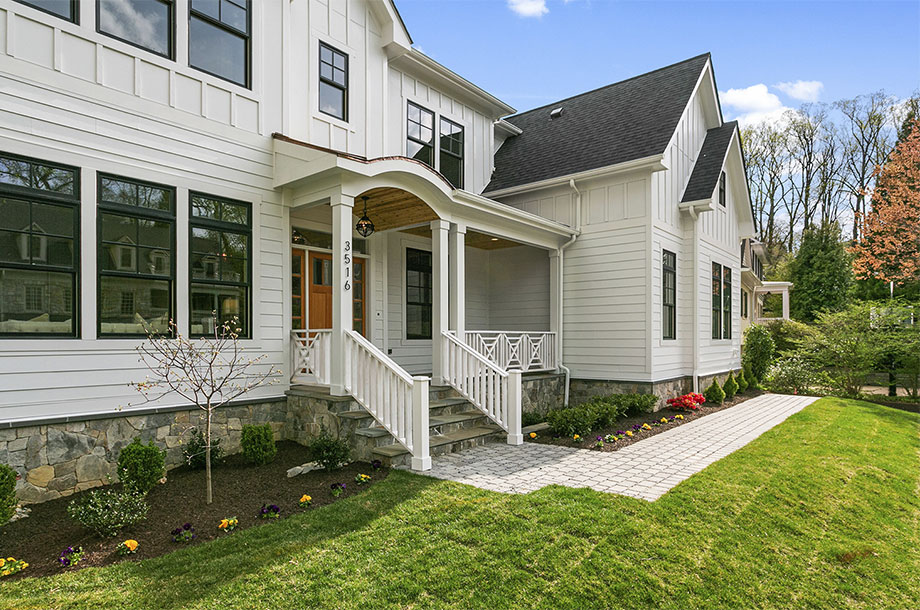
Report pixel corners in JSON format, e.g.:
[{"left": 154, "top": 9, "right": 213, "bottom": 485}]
[
  {"left": 498, "top": 172, "right": 653, "bottom": 382},
  {"left": 0, "top": 1, "right": 290, "bottom": 422}
]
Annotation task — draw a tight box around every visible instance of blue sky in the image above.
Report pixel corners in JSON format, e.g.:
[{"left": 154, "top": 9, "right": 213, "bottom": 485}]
[{"left": 395, "top": 0, "right": 920, "bottom": 123}]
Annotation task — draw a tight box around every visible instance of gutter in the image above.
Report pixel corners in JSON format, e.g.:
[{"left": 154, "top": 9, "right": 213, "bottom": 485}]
[{"left": 557, "top": 178, "right": 583, "bottom": 406}]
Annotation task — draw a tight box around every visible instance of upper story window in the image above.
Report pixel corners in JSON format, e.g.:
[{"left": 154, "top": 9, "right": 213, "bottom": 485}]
[
  {"left": 189, "top": 0, "right": 250, "bottom": 88},
  {"left": 15, "top": 0, "right": 78, "bottom": 23},
  {"left": 98, "top": 174, "right": 175, "bottom": 337},
  {"left": 319, "top": 42, "right": 348, "bottom": 121},
  {"left": 189, "top": 192, "right": 251, "bottom": 337},
  {"left": 98, "top": 0, "right": 174, "bottom": 59},
  {"left": 439, "top": 118, "right": 464, "bottom": 189},
  {"left": 718, "top": 171, "right": 726, "bottom": 207},
  {"left": 407, "top": 102, "right": 434, "bottom": 167},
  {"left": 0, "top": 152, "right": 80, "bottom": 337},
  {"left": 662, "top": 250, "right": 676, "bottom": 340}
]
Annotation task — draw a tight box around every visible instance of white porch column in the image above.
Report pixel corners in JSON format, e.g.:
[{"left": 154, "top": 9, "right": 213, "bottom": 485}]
[
  {"left": 330, "top": 194, "right": 354, "bottom": 396},
  {"left": 431, "top": 219, "right": 450, "bottom": 384},
  {"left": 549, "top": 250, "right": 561, "bottom": 370},
  {"left": 781, "top": 289, "right": 790, "bottom": 320},
  {"left": 449, "top": 222, "right": 466, "bottom": 341}
]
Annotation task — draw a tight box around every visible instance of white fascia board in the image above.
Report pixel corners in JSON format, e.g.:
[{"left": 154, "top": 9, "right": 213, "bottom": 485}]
[
  {"left": 392, "top": 50, "right": 516, "bottom": 118},
  {"left": 483, "top": 153, "right": 667, "bottom": 199},
  {"left": 453, "top": 190, "right": 577, "bottom": 240}
]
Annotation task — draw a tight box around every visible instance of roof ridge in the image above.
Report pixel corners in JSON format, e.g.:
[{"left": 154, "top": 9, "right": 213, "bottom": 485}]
[{"left": 506, "top": 52, "right": 712, "bottom": 121}]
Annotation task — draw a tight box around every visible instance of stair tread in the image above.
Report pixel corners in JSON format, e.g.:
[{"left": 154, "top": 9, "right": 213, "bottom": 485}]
[
  {"left": 429, "top": 411, "right": 487, "bottom": 426},
  {"left": 372, "top": 425, "right": 503, "bottom": 457},
  {"left": 429, "top": 397, "right": 470, "bottom": 408},
  {"left": 338, "top": 410, "right": 373, "bottom": 420},
  {"left": 354, "top": 427, "right": 391, "bottom": 438}
]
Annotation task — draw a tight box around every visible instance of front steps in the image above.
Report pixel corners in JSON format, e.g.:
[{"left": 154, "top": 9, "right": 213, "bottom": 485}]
[{"left": 285, "top": 384, "right": 506, "bottom": 468}]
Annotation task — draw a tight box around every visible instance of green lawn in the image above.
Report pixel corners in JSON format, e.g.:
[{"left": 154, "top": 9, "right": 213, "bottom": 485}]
[{"left": 3, "top": 397, "right": 919, "bottom": 609}]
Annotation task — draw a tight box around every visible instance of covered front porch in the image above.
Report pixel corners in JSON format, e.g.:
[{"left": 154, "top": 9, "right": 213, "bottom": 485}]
[{"left": 273, "top": 135, "right": 575, "bottom": 470}]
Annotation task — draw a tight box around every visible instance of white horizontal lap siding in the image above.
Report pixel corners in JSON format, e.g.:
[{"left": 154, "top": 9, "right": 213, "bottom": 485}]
[
  {"left": 488, "top": 246, "right": 549, "bottom": 332},
  {"left": 562, "top": 171, "right": 651, "bottom": 380}
]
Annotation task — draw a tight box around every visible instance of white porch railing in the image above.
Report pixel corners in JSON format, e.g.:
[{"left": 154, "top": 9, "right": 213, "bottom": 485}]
[
  {"left": 464, "top": 331, "right": 557, "bottom": 373},
  {"left": 344, "top": 330, "right": 431, "bottom": 470},
  {"left": 443, "top": 331, "right": 523, "bottom": 445},
  {"left": 291, "top": 329, "right": 332, "bottom": 385}
]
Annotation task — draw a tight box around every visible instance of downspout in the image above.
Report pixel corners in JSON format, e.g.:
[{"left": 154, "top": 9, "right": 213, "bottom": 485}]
[
  {"left": 558, "top": 179, "right": 582, "bottom": 406},
  {"left": 688, "top": 205, "right": 701, "bottom": 393}
]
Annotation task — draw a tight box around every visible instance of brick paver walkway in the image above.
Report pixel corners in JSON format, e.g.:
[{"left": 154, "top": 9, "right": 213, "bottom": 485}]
[{"left": 424, "top": 393, "right": 819, "bottom": 500}]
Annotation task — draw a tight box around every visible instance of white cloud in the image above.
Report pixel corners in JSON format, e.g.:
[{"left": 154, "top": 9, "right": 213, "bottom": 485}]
[
  {"left": 720, "top": 84, "right": 791, "bottom": 127},
  {"left": 508, "top": 0, "right": 548, "bottom": 17},
  {"left": 775, "top": 80, "right": 824, "bottom": 103}
]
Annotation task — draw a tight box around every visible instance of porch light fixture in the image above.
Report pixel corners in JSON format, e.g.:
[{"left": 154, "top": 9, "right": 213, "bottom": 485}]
[{"left": 355, "top": 196, "right": 375, "bottom": 237}]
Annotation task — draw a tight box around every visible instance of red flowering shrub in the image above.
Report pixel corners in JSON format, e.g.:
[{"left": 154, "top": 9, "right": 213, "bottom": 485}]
[{"left": 667, "top": 393, "right": 706, "bottom": 411}]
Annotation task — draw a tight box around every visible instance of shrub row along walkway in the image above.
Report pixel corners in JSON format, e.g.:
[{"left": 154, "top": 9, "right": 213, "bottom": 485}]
[{"left": 423, "top": 393, "right": 819, "bottom": 500}]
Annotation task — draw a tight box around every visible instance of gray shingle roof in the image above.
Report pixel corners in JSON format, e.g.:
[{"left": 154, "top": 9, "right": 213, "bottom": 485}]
[
  {"left": 680, "top": 121, "right": 738, "bottom": 203},
  {"left": 484, "top": 53, "right": 711, "bottom": 194}
]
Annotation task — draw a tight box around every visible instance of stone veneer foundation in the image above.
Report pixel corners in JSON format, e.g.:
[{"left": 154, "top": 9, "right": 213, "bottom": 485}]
[{"left": 569, "top": 370, "right": 741, "bottom": 410}]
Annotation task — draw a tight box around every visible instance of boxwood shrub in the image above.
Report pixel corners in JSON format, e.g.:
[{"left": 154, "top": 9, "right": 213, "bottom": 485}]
[
  {"left": 0, "top": 464, "right": 17, "bottom": 525},
  {"left": 67, "top": 489, "right": 149, "bottom": 537},
  {"left": 546, "top": 393, "right": 660, "bottom": 437},
  {"left": 241, "top": 424, "right": 277, "bottom": 466},
  {"left": 117, "top": 438, "right": 165, "bottom": 495}
]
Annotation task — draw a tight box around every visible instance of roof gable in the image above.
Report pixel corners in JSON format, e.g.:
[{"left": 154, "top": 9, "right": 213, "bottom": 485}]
[
  {"left": 681, "top": 121, "right": 737, "bottom": 203},
  {"left": 485, "top": 54, "right": 711, "bottom": 194}
]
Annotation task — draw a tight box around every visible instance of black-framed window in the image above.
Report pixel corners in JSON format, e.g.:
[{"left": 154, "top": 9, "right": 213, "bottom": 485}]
[
  {"left": 189, "top": 0, "right": 250, "bottom": 87},
  {"left": 719, "top": 171, "right": 726, "bottom": 206},
  {"left": 97, "top": 0, "right": 174, "bottom": 59},
  {"left": 319, "top": 42, "right": 348, "bottom": 121},
  {"left": 439, "top": 117, "right": 464, "bottom": 188},
  {"left": 98, "top": 174, "right": 175, "bottom": 337},
  {"left": 407, "top": 102, "right": 434, "bottom": 167},
  {"left": 723, "top": 267, "right": 732, "bottom": 339},
  {"left": 189, "top": 192, "right": 251, "bottom": 337},
  {"left": 741, "top": 289, "right": 749, "bottom": 319},
  {"left": 712, "top": 262, "right": 733, "bottom": 340},
  {"left": 406, "top": 248, "right": 431, "bottom": 340},
  {"left": 0, "top": 152, "right": 80, "bottom": 337},
  {"left": 712, "top": 262, "right": 722, "bottom": 340},
  {"left": 15, "top": 0, "right": 78, "bottom": 23},
  {"left": 662, "top": 250, "right": 676, "bottom": 340}
]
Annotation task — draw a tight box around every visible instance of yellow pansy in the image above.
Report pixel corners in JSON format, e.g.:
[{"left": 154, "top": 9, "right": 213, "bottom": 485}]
[
  {"left": 300, "top": 494, "right": 311, "bottom": 503},
  {"left": 124, "top": 540, "right": 138, "bottom": 552},
  {"left": 219, "top": 519, "right": 229, "bottom": 528},
  {"left": 529, "top": 432, "right": 537, "bottom": 439}
]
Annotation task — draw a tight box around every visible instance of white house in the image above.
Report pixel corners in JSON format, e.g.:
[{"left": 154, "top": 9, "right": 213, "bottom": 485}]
[{"left": 0, "top": 0, "right": 766, "bottom": 502}]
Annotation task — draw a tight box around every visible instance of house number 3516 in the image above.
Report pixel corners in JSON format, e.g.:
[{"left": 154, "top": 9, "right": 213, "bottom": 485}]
[{"left": 343, "top": 240, "right": 351, "bottom": 290}]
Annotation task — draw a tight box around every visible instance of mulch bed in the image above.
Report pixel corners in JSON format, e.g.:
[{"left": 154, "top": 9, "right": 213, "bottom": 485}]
[
  {"left": 528, "top": 390, "right": 764, "bottom": 452},
  {"left": 0, "top": 441, "right": 387, "bottom": 579}
]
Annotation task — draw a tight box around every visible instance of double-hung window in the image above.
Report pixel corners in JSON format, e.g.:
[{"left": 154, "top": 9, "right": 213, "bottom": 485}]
[
  {"left": 0, "top": 153, "right": 80, "bottom": 337},
  {"left": 189, "top": 193, "right": 251, "bottom": 337},
  {"left": 189, "top": 0, "right": 250, "bottom": 87},
  {"left": 406, "top": 248, "right": 432, "bottom": 340},
  {"left": 319, "top": 42, "right": 348, "bottom": 121},
  {"left": 439, "top": 118, "right": 464, "bottom": 188},
  {"left": 662, "top": 250, "right": 676, "bottom": 340},
  {"left": 407, "top": 102, "right": 434, "bottom": 167},
  {"left": 712, "top": 262, "right": 732, "bottom": 339},
  {"left": 97, "top": 0, "right": 174, "bottom": 58},
  {"left": 98, "top": 174, "right": 175, "bottom": 336},
  {"left": 15, "top": 0, "right": 78, "bottom": 23}
]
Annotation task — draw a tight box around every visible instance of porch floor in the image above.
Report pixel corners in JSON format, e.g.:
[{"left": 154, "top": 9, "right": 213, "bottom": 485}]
[{"left": 419, "top": 393, "right": 819, "bottom": 500}]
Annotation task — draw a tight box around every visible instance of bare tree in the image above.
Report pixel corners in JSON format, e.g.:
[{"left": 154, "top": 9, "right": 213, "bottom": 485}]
[
  {"left": 131, "top": 318, "right": 279, "bottom": 504},
  {"left": 836, "top": 91, "right": 898, "bottom": 241},
  {"left": 742, "top": 121, "right": 791, "bottom": 251}
]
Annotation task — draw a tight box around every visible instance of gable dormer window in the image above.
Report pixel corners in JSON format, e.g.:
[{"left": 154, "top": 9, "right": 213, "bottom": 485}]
[
  {"left": 407, "top": 102, "right": 434, "bottom": 167},
  {"left": 189, "top": 0, "right": 251, "bottom": 88},
  {"left": 719, "top": 171, "right": 726, "bottom": 207},
  {"left": 319, "top": 42, "right": 348, "bottom": 121},
  {"left": 98, "top": 0, "right": 174, "bottom": 59},
  {"left": 15, "top": 0, "right": 78, "bottom": 23}
]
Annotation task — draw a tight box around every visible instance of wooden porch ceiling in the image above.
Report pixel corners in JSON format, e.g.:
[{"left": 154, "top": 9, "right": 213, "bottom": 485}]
[
  {"left": 359, "top": 187, "right": 520, "bottom": 249},
  {"left": 356, "top": 187, "right": 438, "bottom": 232}
]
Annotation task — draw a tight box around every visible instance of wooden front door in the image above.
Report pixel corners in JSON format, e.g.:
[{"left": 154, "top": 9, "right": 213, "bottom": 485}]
[{"left": 292, "top": 249, "right": 365, "bottom": 335}]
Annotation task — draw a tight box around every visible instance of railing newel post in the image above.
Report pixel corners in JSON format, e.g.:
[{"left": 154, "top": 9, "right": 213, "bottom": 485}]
[
  {"left": 411, "top": 376, "right": 431, "bottom": 471},
  {"left": 506, "top": 369, "right": 523, "bottom": 446}
]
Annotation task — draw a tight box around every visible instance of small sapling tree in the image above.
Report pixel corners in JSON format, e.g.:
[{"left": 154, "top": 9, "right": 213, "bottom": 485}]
[{"left": 131, "top": 316, "right": 279, "bottom": 504}]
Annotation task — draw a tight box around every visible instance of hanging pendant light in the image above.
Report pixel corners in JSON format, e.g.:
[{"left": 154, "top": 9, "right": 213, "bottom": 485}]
[{"left": 355, "top": 195, "right": 375, "bottom": 237}]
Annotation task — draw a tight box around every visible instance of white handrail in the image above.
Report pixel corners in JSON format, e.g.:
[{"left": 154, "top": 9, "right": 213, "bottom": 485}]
[
  {"left": 443, "top": 331, "right": 523, "bottom": 445},
  {"left": 464, "top": 331, "right": 557, "bottom": 373},
  {"left": 290, "top": 329, "right": 332, "bottom": 385},
  {"left": 344, "top": 330, "right": 430, "bottom": 470}
]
